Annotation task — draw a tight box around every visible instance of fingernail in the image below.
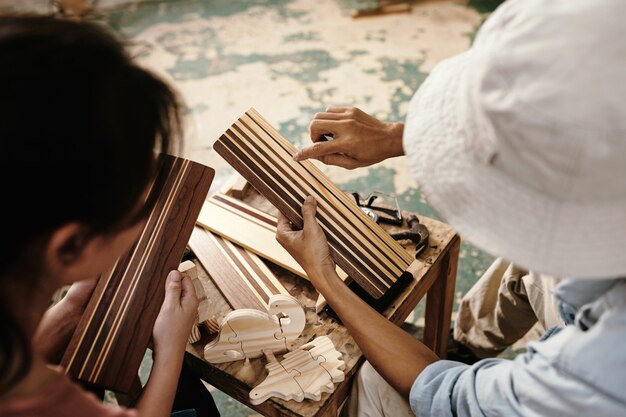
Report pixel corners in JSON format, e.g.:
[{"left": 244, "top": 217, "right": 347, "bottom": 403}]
[
  {"left": 293, "top": 152, "right": 301, "bottom": 161},
  {"left": 305, "top": 196, "right": 315, "bottom": 204}
]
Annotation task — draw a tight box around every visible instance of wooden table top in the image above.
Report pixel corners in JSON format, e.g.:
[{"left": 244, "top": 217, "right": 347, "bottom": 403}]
[{"left": 184, "top": 187, "right": 458, "bottom": 417}]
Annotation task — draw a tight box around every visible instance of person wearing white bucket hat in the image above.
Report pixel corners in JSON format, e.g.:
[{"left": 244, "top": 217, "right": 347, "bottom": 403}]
[{"left": 275, "top": 0, "right": 626, "bottom": 416}]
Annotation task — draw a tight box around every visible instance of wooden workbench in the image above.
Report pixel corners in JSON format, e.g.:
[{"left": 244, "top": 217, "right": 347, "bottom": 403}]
[{"left": 184, "top": 186, "right": 460, "bottom": 417}]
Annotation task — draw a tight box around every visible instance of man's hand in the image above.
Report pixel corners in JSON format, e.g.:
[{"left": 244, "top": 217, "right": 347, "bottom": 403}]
[
  {"left": 277, "top": 197, "right": 437, "bottom": 398},
  {"left": 294, "top": 106, "right": 405, "bottom": 169},
  {"left": 152, "top": 270, "right": 198, "bottom": 358},
  {"left": 276, "top": 196, "right": 337, "bottom": 290}
]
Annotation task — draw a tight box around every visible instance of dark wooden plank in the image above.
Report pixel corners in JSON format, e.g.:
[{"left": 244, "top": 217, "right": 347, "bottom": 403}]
[
  {"left": 61, "top": 155, "right": 214, "bottom": 393},
  {"left": 213, "top": 109, "right": 413, "bottom": 300}
]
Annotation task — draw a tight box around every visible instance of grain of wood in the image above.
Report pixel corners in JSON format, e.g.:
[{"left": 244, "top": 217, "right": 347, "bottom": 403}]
[
  {"left": 204, "top": 295, "right": 306, "bottom": 364},
  {"left": 213, "top": 109, "right": 413, "bottom": 300},
  {"left": 61, "top": 155, "right": 214, "bottom": 393},
  {"left": 189, "top": 226, "right": 291, "bottom": 311}
]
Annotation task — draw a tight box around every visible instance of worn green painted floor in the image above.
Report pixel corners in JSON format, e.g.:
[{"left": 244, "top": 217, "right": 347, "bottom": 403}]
[{"left": 4, "top": 1, "right": 503, "bottom": 415}]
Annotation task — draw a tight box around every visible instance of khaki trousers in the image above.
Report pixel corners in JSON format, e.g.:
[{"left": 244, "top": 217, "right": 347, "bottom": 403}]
[
  {"left": 342, "top": 258, "right": 562, "bottom": 417},
  {"left": 453, "top": 257, "right": 562, "bottom": 358}
]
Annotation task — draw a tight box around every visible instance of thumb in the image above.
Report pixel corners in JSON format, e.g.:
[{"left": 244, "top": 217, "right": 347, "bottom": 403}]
[
  {"left": 301, "top": 196, "right": 318, "bottom": 229},
  {"left": 180, "top": 274, "right": 199, "bottom": 309},
  {"left": 294, "top": 140, "right": 341, "bottom": 162},
  {"left": 164, "top": 270, "right": 182, "bottom": 306}
]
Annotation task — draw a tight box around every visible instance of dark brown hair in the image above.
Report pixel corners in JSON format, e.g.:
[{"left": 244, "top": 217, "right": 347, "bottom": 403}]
[{"left": 0, "top": 15, "right": 183, "bottom": 392}]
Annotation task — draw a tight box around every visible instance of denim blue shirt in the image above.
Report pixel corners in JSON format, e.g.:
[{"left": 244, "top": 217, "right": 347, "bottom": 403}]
[{"left": 409, "top": 278, "right": 626, "bottom": 416}]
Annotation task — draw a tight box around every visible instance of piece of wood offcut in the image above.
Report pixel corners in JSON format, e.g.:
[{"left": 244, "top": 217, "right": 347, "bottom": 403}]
[
  {"left": 196, "top": 193, "right": 346, "bottom": 312},
  {"left": 213, "top": 108, "right": 414, "bottom": 299},
  {"left": 61, "top": 155, "right": 214, "bottom": 393},
  {"left": 188, "top": 225, "right": 289, "bottom": 311}
]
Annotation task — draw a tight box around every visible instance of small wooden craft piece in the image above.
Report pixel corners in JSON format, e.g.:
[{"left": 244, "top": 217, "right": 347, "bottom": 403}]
[
  {"left": 178, "top": 260, "right": 210, "bottom": 324},
  {"left": 249, "top": 336, "right": 345, "bottom": 405},
  {"left": 188, "top": 226, "right": 290, "bottom": 311},
  {"left": 221, "top": 172, "right": 251, "bottom": 199},
  {"left": 188, "top": 325, "right": 202, "bottom": 345},
  {"left": 204, "top": 294, "right": 305, "bottom": 364},
  {"left": 213, "top": 109, "right": 414, "bottom": 300},
  {"left": 203, "top": 317, "right": 220, "bottom": 335},
  {"left": 178, "top": 261, "right": 206, "bottom": 345}
]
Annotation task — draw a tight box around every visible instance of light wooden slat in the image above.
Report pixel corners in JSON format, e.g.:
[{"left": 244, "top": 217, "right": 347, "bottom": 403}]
[
  {"left": 189, "top": 226, "right": 290, "bottom": 311},
  {"left": 213, "top": 109, "right": 412, "bottom": 299},
  {"left": 197, "top": 193, "right": 349, "bottom": 283},
  {"left": 61, "top": 155, "right": 214, "bottom": 393}
]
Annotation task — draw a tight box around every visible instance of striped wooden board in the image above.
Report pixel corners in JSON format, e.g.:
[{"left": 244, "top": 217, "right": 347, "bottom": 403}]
[
  {"left": 197, "top": 192, "right": 307, "bottom": 279},
  {"left": 197, "top": 193, "right": 348, "bottom": 312},
  {"left": 213, "top": 108, "right": 414, "bottom": 299},
  {"left": 188, "top": 225, "right": 290, "bottom": 311},
  {"left": 61, "top": 155, "right": 214, "bottom": 393}
]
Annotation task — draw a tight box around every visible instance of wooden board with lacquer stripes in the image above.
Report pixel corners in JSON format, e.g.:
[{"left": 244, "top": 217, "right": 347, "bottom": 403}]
[
  {"left": 189, "top": 226, "right": 289, "bottom": 311},
  {"left": 61, "top": 155, "right": 214, "bottom": 393},
  {"left": 213, "top": 108, "right": 414, "bottom": 300}
]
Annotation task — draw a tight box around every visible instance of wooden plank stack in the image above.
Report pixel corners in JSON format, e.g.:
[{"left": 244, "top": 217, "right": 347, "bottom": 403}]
[
  {"left": 197, "top": 192, "right": 307, "bottom": 279},
  {"left": 188, "top": 225, "right": 290, "bottom": 311},
  {"left": 61, "top": 155, "right": 214, "bottom": 393},
  {"left": 213, "top": 108, "right": 414, "bottom": 300}
]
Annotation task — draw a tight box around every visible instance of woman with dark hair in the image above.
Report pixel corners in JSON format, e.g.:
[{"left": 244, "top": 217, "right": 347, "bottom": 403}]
[{"left": 0, "top": 15, "right": 217, "bottom": 417}]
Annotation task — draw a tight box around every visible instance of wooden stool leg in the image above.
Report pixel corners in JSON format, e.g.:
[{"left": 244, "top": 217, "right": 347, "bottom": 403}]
[{"left": 423, "top": 236, "right": 460, "bottom": 358}]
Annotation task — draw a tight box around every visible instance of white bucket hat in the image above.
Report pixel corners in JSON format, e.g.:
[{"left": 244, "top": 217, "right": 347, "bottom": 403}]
[{"left": 403, "top": 0, "right": 626, "bottom": 280}]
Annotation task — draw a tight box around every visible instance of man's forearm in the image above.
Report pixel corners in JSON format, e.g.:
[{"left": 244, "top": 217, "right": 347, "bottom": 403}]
[{"left": 311, "top": 266, "right": 437, "bottom": 397}]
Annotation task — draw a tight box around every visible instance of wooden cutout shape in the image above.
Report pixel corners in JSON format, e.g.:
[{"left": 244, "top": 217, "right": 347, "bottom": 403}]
[
  {"left": 178, "top": 261, "right": 205, "bottom": 345},
  {"left": 204, "top": 294, "right": 305, "bottom": 364},
  {"left": 249, "top": 336, "right": 345, "bottom": 405},
  {"left": 178, "top": 260, "right": 211, "bottom": 324}
]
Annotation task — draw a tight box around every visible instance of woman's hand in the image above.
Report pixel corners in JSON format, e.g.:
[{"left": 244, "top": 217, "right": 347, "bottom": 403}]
[
  {"left": 62, "top": 278, "right": 98, "bottom": 309},
  {"left": 152, "top": 270, "right": 198, "bottom": 358},
  {"left": 138, "top": 271, "right": 199, "bottom": 417},
  {"left": 34, "top": 278, "right": 98, "bottom": 363},
  {"left": 294, "top": 106, "right": 405, "bottom": 169},
  {"left": 276, "top": 196, "right": 337, "bottom": 291}
]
